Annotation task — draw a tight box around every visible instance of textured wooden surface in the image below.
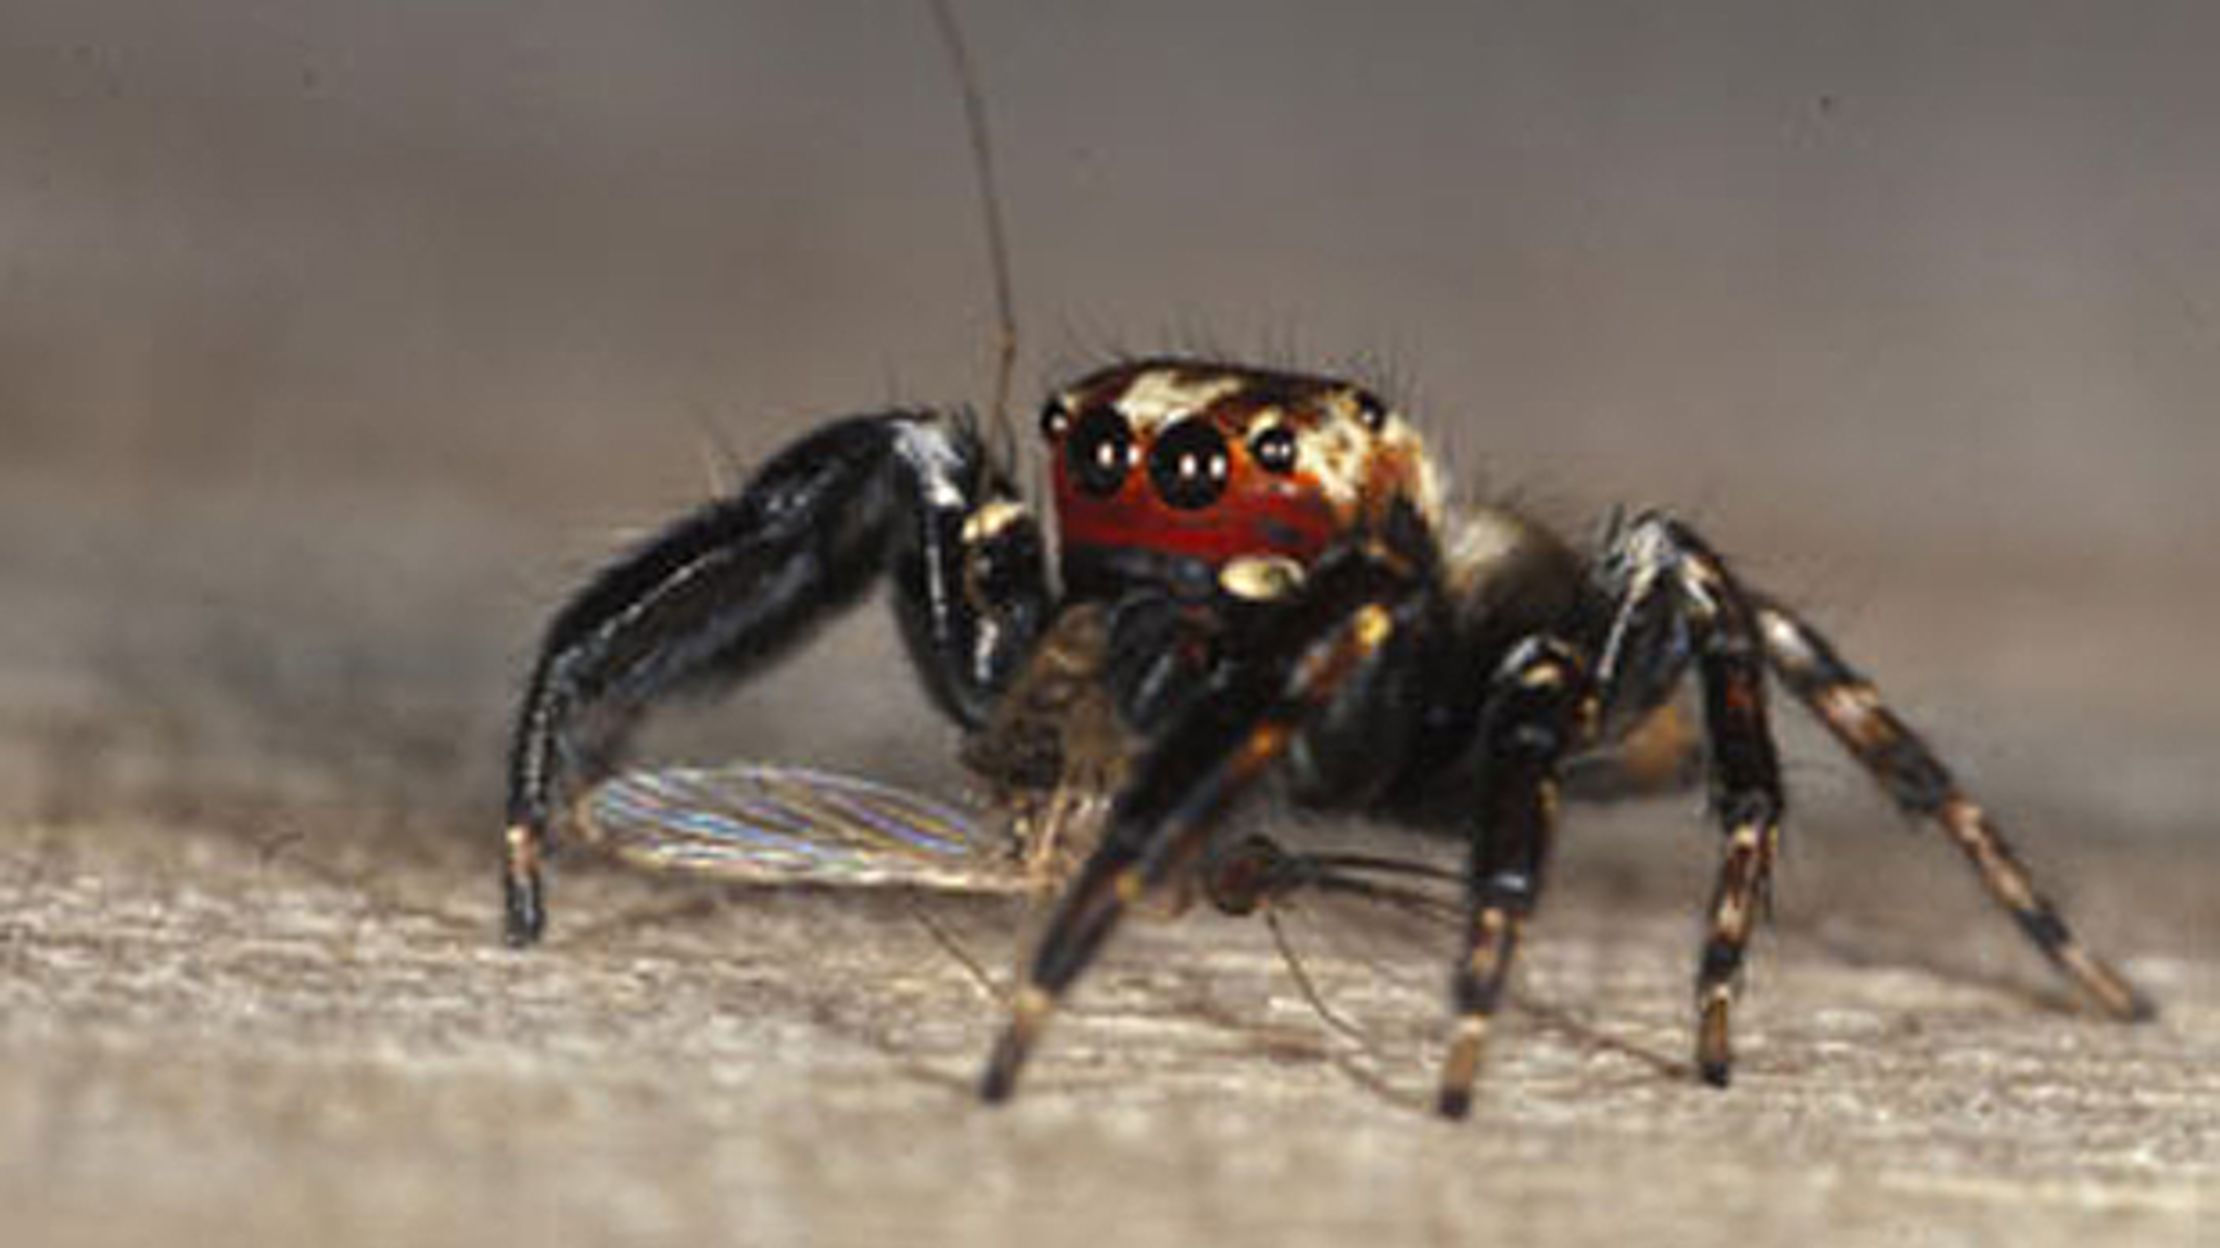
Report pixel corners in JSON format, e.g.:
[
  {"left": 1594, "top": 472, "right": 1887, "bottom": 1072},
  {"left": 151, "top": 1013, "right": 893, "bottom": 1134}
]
[{"left": 2, "top": 801, "right": 2213, "bottom": 1247}]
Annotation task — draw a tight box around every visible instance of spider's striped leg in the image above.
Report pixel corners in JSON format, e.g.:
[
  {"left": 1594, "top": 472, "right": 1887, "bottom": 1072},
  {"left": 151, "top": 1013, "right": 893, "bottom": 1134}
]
[
  {"left": 979, "top": 553, "right": 1421, "bottom": 1103},
  {"left": 1595, "top": 514, "right": 1787, "bottom": 1086},
  {"left": 503, "top": 411, "right": 1047, "bottom": 946},
  {"left": 1751, "top": 595, "right": 2154, "bottom": 1022},
  {"left": 1438, "top": 636, "right": 1590, "bottom": 1118}
]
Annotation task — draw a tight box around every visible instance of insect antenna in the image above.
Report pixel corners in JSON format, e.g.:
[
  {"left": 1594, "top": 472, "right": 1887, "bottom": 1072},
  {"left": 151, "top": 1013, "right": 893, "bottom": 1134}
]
[
  {"left": 1264, "top": 908, "right": 1369, "bottom": 1044},
  {"left": 1222, "top": 844, "right": 1467, "bottom": 1044},
  {"left": 907, "top": 897, "right": 1007, "bottom": 1004},
  {"left": 926, "top": 0, "right": 1020, "bottom": 445}
]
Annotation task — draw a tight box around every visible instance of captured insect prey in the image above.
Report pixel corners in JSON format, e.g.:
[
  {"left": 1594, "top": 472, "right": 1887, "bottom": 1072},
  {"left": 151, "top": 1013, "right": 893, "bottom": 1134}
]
[
  {"left": 580, "top": 761, "right": 1464, "bottom": 934},
  {"left": 496, "top": 5, "right": 2152, "bottom": 1119}
]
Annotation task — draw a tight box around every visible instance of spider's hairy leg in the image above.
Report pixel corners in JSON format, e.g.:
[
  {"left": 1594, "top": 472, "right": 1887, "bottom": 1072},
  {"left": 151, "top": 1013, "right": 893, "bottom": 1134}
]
[
  {"left": 1750, "top": 595, "right": 2155, "bottom": 1022},
  {"left": 1593, "top": 513, "right": 1787, "bottom": 1087},
  {"left": 1437, "top": 636, "right": 1590, "bottom": 1118},
  {"left": 502, "top": 411, "right": 1049, "bottom": 946},
  {"left": 979, "top": 551, "right": 1422, "bottom": 1103}
]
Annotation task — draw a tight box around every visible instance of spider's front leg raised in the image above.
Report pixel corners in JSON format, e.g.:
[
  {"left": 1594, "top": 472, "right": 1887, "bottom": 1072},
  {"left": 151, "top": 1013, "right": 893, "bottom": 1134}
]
[{"left": 502, "top": 411, "right": 1050, "bottom": 946}]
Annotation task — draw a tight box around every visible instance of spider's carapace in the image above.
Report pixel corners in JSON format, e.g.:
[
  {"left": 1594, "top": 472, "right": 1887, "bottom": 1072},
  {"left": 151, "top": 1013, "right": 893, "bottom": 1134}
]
[{"left": 1044, "top": 360, "right": 1440, "bottom": 600}]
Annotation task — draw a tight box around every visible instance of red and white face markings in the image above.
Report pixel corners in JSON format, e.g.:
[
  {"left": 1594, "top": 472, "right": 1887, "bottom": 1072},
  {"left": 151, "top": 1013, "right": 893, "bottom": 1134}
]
[{"left": 1039, "top": 359, "right": 1443, "bottom": 597}]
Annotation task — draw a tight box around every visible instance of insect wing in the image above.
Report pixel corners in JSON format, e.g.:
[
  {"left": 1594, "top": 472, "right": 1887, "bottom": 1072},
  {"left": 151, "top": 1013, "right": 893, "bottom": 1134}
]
[{"left": 580, "top": 763, "right": 1031, "bottom": 894}]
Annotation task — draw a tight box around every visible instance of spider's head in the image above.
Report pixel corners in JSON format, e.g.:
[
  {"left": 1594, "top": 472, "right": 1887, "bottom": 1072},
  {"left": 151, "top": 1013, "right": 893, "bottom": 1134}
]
[{"left": 1038, "top": 359, "right": 1440, "bottom": 600}]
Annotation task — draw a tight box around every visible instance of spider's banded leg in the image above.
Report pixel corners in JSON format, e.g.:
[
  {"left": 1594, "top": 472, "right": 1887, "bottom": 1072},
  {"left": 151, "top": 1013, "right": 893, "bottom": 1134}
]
[
  {"left": 1438, "top": 636, "right": 1590, "bottom": 1118},
  {"left": 979, "top": 556, "right": 1421, "bottom": 1102},
  {"left": 1595, "top": 514, "right": 1786, "bottom": 1086},
  {"left": 1751, "top": 596, "right": 2154, "bottom": 1022},
  {"left": 503, "top": 412, "right": 1048, "bottom": 946}
]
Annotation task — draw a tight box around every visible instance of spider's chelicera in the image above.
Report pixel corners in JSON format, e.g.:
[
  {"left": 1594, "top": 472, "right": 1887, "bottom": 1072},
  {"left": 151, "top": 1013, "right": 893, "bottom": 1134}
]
[{"left": 502, "top": 356, "right": 2152, "bottom": 1116}]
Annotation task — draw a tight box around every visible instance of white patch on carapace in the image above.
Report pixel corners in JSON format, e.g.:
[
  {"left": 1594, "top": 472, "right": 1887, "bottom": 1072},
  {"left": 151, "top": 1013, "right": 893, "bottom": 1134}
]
[
  {"left": 1381, "top": 419, "right": 1447, "bottom": 527},
  {"left": 1299, "top": 415, "right": 1370, "bottom": 510},
  {"left": 1109, "top": 368, "right": 1244, "bottom": 433},
  {"left": 1299, "top": 389, "right": 1443, "bottom": 525}
]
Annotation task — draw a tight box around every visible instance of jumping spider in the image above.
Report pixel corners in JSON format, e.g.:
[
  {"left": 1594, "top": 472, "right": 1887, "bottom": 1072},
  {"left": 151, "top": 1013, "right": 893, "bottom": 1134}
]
[{"left": 501, "top": 357, "right": 2152, "bottom": 1116}]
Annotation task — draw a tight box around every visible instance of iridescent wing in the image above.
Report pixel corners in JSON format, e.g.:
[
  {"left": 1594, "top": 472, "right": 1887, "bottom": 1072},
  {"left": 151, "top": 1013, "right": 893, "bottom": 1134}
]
[
  {"left": 579, "top": 763, "right": 1033, "bottom": 894},
  {"left": 578, "top": 762, "right": 1465, "bottom": 931}
]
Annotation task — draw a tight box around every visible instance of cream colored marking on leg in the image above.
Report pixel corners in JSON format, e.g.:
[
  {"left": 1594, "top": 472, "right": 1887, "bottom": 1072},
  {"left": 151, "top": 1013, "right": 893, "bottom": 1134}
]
[
  {"left": 1438, "top": 1014, "right": 1492, "bottom": 1114},
  {"left": 1697, "top": 985, "right": 1735, "bottom": 1076},
  {"left": 1467, "top": 909, "right": 1510, "bottom": 981},
  {"left": 1939, "top": 797, "right": 2041, "bottom": 912},
  {"left": 1519, "top": 662, "right": 1565, "bottom": 689},
  {"left": 1816, "top": 680, "right": 1891, "bottom": 748},
  {"left": 1712, "top": 893, "right": 1749, "bottom": 945},
  {"left": 2056, "top": 943, "right": 2148, "bottom": 1020},
  {"left": 1757, "top": 608, "right": 1810, "bottom": 662},
  {"left": 1217, "top": 554, "right": 1306, "bottom": 601},
  {"left": 960, "top": 498, "right": 1028, "bottom": 544},
  {"left": 1351, "top": 603, "right": 1394, "bottom": 650},
  {"left": 1010, "top": 983, "right": 1053, "bottom": 1029}
]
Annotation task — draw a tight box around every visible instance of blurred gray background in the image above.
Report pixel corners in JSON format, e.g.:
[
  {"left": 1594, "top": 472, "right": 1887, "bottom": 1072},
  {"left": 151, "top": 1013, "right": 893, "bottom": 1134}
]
[{"left": 1, "top": 3, "right": 2214, "bottom": 1245}]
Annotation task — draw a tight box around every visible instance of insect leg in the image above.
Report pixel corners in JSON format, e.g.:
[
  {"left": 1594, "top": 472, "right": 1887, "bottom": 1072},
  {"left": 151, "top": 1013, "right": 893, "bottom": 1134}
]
[
  {"left": 503, "top": 411, "right": 1047, "bottom": 945},
  {"left": 1594, "top": 513, "right": 1786, "bottom": 1086},
  {"left": 1750, "top": 594, "right": 2153, "bottom": 1021},
  {"left": 979, "top": 553, "right": 1420, "bottom": 1101}
]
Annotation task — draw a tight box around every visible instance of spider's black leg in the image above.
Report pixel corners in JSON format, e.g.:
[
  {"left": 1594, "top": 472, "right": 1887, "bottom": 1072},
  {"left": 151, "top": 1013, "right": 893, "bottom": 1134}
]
[
  {"left": 1438, "top": 636, "right": 1591, "bottom": 1118},
  {"left": 503, "top": 411, "right": 1048, "bottom": 946},
  {"left": 1593, "top": 513, "right": 1785, "bottom": 1086},
  {"left": 1751, "top": 595, "right": 2153, "bottom": 1021},
  {"left": 979, "top": 552, "right": 1420, "bottom": 1102}
]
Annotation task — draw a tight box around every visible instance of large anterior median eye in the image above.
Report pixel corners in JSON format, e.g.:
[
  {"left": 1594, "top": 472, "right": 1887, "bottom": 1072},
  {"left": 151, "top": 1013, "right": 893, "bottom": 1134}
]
[
  {"left": 1148, "top": 419, "right": 1231, "bottom": 509},
  {"left": 1065, "top": 407, "right": 1132, "bottom": 496}
]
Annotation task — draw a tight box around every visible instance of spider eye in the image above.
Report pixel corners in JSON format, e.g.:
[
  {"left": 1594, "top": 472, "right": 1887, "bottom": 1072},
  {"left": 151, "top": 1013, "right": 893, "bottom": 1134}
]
[
  {"left": 1354, "top": 391, "right": 1389, "bottom": 433},
  {"left": 1249, "top": 425, "right": 1298, "bottom": 474},
  {"left": 1064, "top": 407, "right": 1132, "bottom": 497},
  {"left": 1147, "top": 419, "right": 1231, "bottom": 510},
  {"left": 1038, "top": 399, "right": 1071, "bottom": 440}
]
